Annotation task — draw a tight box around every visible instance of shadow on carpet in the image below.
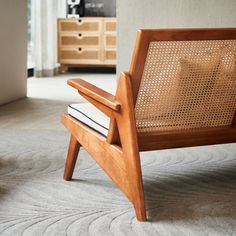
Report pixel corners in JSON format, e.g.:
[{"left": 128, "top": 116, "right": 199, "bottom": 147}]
[{"left": 0, "top": 129, "right": 236, "bottom": 235}]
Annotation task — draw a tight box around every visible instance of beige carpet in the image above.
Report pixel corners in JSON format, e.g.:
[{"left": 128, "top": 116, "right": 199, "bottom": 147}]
[
  {"left": 0, "top": 127, "right": 236, "bottom": 235},
  {"left": 0, "top": 74, "right": 236, "bottom": 235}
]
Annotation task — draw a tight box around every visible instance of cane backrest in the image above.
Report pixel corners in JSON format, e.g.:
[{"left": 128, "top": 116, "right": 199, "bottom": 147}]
[{"left": 129, "top": 30, "right": 236, "bottom": 133}]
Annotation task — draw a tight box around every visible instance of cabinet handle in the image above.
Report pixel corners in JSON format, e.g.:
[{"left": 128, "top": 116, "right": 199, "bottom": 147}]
[
  {"left": 78, "top": 33, "right": 82, "bottom": 37},
  {"left": 78, "top": 48, "right": 82, "bottom": 51},
  {"left": 78, "top": 19, "right": 82, "bottom": 24}
]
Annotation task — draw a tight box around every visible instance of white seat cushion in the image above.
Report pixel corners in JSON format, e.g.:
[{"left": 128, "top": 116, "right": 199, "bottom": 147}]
[{"left": 67, "top": 103, "right": 110, "bottom": 136}]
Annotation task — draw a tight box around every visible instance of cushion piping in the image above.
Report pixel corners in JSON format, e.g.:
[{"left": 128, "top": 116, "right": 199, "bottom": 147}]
[{"left": 68, "top": 105, "right": 109, "bottom": 131}]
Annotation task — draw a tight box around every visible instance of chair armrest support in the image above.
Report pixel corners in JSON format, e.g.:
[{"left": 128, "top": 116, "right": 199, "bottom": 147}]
[{"left": 68, "top": 79, "right": 121, "bottom": 111}]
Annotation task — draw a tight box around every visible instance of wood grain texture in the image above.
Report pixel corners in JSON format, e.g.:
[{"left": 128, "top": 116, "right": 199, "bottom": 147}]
[
  {"left": 62, "top": 28, "right": 236, "bottom": 222},
  {"left": 62, "top": 73, "right": 147, "bottom": 220},
  {"left": 138, "top": 127, "right": 236, "bottom": 152},
  {"left": 68, "top": 79, "right": 120, "bottom": 111},
  {"left": 61, "top": 114, "right": 132, "bottom": 201},
  {"left": 64, "top": 134, "right": 81, "bottom": 180},
  {"left": 115, "top": 72, "right": 146, "bottom": 221},
  {"left": 57, "top": 17, "right": 116, "bottom": 69}
]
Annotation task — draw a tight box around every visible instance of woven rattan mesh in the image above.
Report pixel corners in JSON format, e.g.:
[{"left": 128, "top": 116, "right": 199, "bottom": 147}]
[{"left": 135, "top": 40, "right": 236, "bottom": 133}]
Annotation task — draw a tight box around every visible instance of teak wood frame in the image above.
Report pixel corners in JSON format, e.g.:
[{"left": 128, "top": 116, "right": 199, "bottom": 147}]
[{"left": 61, "top": 28, "right": 236, "bottom": 221}]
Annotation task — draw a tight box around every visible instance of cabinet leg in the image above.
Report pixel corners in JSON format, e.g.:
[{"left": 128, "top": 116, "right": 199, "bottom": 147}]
[{"left": 59, "top": 65, "right": 68, "bottom": 74}]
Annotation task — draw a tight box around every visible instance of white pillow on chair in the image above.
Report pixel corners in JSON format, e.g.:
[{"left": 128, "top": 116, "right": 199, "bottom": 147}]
[{"left": 68, "top": 103, "right": 110, "bottom": 136}]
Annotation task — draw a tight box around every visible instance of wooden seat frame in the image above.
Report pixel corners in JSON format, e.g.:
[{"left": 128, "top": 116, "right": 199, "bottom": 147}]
[{"left": 61, "top": 28, "right": 236, "bottom": 221}]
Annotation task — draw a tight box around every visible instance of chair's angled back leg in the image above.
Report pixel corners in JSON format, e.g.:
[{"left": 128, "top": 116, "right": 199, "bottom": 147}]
[
  {"left": 123, "top": 142, "right": 146, "bottom": 221},
  {"left": 64, "top": 134, "right": 81, "bottom": 181},
  {"left": 115, "top": 72, "right": 147, "bottom": 221}
]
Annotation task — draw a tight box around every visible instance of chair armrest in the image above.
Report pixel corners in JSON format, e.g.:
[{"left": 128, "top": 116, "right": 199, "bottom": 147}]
[{"left": 68, "top": 79, "right": 121, "bottom": 111}]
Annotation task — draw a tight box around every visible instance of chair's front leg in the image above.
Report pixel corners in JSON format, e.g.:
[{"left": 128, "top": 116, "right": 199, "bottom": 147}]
[
  {"left": 64, "top": 134, "right": 81, "bottom": 181},
  {"left": 115, "top": 72, "right": 147, "bottom": 221}
]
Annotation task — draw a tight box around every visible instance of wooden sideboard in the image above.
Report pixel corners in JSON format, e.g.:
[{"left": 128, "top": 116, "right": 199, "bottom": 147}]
[{"left": 57, "top": 17, "right": 116, "bottom": 72}]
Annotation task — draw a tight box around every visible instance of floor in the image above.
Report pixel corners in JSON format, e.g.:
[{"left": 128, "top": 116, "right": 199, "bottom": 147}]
[
  {"left": 1, "top": 72, "right": 236, "bottom": 235},
  {"left": 0, "top": 72, "right": 116, "bottom": 130}
]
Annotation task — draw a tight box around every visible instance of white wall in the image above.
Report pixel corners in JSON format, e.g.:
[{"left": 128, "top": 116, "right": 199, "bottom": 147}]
[
  {"left": 117, "top": 0, "right": 236, "bottom": 73},
  {"left": 0, "top": 0, "right": 27, "bottom": 105}
]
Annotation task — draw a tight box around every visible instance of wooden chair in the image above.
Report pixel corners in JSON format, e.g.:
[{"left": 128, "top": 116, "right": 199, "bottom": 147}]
[{"left": 61, "top": 28, "right": 236, "bottom": 221}]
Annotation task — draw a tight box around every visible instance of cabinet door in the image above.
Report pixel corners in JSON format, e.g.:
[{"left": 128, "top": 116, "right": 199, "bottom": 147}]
[
  {"left": 104, "top": 34, "right": 116, "bottom": 48},
  {"left": 104, "top": 18, "right": 116, "bottom": 33},
  {"left": 103, "top": 18, "right": 116, "bottom": 65},
  {"left": 104, "top": 49, "right": 116, "bottom": 65}
]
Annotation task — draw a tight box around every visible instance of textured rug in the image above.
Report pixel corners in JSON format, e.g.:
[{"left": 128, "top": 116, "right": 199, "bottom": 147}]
[{"left": 0, "top": 129, "right": 236, "bottom": 236}]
